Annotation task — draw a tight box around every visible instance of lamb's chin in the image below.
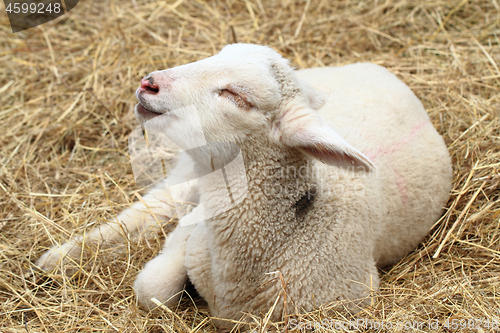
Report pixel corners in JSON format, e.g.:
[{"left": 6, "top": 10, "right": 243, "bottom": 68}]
[{"left": 134, "top": 103, "right": 164, "bottom": 122}]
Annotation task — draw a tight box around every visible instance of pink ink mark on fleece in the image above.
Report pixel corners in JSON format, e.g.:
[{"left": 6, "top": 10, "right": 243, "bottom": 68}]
[
  {"left": 364, "top": 120, "right": 430, "bottom": 161},
  {"left": 394, "top": 170, "right": 408, "bottom": 207},
  {"left": 363, "top": 120, "right": 431, "bottom": 207}
]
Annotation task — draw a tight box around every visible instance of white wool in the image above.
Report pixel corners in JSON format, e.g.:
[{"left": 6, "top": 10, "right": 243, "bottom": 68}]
[{"left": 37, "top": 44, "right": 452, "bottom": 329}]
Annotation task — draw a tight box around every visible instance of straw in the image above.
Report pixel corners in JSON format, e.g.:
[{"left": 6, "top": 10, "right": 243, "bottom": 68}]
[{"left": 1, "top": 0, "right": 499, "bottom": 331}]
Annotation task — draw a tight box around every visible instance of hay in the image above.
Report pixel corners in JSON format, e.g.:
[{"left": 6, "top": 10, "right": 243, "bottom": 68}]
[{"left": 0, "top": 0, "right": 499, "bottom": 331}]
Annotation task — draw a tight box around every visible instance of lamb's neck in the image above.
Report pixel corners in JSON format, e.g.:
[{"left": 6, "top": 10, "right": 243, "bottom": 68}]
[
  {"left": 197, "top": 137, "right": 318, "bottom": 269},
  {"left": 239, "top": 140, "right": 314, "bottom": 201}
]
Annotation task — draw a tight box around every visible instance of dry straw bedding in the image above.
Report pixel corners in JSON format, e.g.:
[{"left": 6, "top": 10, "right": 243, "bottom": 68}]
[{"left": 0, "top": 0, "right": 499, "bottom": 332}]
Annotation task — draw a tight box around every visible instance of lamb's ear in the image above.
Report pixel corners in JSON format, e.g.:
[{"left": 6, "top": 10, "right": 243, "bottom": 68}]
[{"left": 272, "top": 103, "right": 375, "bottom": 171}]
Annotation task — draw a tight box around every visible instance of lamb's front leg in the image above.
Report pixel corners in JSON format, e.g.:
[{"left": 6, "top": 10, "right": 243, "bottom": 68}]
[
  {"left": 36, "top": 153, "right": 198, "bottom": 271},
  {"left": 133, "top": 202, "right": 210, "bottom": 309},
  {"left": 133, "top": 221, "right": 198, "bottom": 310}
]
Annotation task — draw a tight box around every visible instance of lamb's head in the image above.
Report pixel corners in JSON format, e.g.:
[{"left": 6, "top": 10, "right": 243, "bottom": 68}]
[{"left": 135, "top": 43, "right": 374, "bottom": 170}]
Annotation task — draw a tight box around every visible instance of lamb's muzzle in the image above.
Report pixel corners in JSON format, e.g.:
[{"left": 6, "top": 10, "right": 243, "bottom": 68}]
[{"left": 135, "top": 75, "right": 166, "bottom": 120}]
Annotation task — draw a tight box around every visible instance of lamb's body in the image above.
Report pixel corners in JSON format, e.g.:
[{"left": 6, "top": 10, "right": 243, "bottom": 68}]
[
  {"left": 298, "top": 65, "right": 451, "bottom": 267},
  {"left": 37, "top": 44, "right": 452, "bottom": 327},
  {"left": 177, "top": 64, "right": 451, "bottom": 321}
]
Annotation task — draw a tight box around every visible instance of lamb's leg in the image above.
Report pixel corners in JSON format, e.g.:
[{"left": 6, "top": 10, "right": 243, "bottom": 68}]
[
  {"left": 36, "top": 153, "right": 198, "bottom": 271},
  {"left": 185, "top": 222, "right": 241, "bottom": 328},
  {"left": 133, "top": 201, "right": 213, "bottom": 309},
  {"left": 133, "top": 221, "right": 198, "bottom": 310},
  {"left": 184, "top": 222, "right": 213, "bottom": 306}
]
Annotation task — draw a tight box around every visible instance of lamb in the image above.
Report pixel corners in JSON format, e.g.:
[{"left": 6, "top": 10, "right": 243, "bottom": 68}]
[{"left": 37, "top": 43, "right": 452, "bottom": 327}]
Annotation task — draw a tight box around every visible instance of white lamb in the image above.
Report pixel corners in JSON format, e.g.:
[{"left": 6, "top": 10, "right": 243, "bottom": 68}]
[{"left": 37, "top": 43, "right": 452, "bottom": 327}]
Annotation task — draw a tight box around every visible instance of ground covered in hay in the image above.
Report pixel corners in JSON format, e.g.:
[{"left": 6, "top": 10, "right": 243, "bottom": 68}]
[{"left": 1, "top": 0, "right": 499, "bottom": 332}]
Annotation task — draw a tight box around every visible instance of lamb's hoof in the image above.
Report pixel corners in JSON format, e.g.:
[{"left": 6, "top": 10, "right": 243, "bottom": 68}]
[
  {"left": 133, "top": 253, "right": 189, "bottom": 311},
  {"left": 133, "top": 274, "right": 184, "bottom": 311},
  {"left": 35, "top": 242, "right": 80, "bottom": 272}
]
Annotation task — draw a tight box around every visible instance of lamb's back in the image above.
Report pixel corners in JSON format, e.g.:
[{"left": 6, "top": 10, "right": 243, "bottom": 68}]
[{"left": 297, "top": 64, "right": 452, "bottom": 266}]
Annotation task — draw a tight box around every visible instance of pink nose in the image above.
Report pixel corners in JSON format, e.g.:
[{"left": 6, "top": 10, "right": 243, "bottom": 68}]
[{"left": 140, "top": 77, "right": 159, "bottom": 93}]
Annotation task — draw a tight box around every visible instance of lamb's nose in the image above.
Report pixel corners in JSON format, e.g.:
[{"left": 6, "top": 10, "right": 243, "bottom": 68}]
[{"left": 140, "top": 77, "right": 159, "bottom": 94}]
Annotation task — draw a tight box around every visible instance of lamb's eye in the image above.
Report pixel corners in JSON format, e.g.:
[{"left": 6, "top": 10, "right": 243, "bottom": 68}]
[{"left": 219, "top": 88, "right": 252, "bottom": 111}]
